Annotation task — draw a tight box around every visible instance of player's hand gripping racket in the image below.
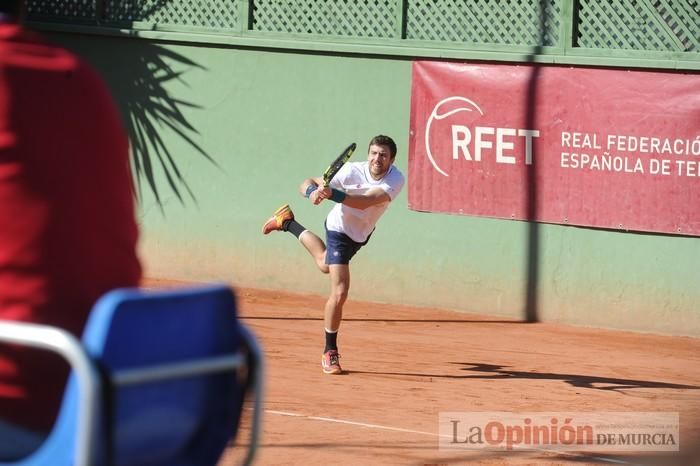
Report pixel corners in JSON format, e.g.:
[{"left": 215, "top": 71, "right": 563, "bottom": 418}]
[{"left": 322, "top": 142, "right": 356, "bottom": 187}]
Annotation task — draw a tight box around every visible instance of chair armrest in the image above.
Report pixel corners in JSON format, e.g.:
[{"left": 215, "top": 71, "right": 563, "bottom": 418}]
[{"left": 0, "top": 321, "right": 100, "bottom": 466}]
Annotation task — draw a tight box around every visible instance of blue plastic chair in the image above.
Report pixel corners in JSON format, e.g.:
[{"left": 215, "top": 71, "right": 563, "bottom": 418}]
[{"left": 0, "top": 284, "right": 263, "bottom": 466}]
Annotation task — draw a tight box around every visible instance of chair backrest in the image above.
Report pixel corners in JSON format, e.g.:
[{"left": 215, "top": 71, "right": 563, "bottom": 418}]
[{"left": 82, "top": 284, "right": 249, "bottom": 466}]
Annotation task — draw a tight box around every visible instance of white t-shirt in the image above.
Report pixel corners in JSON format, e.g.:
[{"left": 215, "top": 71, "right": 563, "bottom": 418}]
[{"left": 325, "top": 161, "right": 405, "bottom": 243}]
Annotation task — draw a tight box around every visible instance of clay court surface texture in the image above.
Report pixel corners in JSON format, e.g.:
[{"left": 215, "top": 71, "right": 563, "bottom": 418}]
[{"left": 147, "top": 280, "right": 700, "bottom": 466}]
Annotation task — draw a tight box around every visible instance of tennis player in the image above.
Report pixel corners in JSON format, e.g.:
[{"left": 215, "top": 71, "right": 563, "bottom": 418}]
[{"left": 262, "top": 135, "right": 405, "bottom": 374}]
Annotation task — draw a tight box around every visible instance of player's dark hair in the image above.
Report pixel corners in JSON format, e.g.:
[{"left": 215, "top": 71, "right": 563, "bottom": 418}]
[{"left": 369, "top": 135, "right": 397, "bottom": 158}]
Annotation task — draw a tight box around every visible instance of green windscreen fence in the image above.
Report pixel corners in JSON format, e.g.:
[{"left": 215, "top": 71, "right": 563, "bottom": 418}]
[
  {"left": 404, "top": 0, "right": 562, "bottom": 46},
  {"left": 26, "top": 0, "right": 700, "bottom": 67},
  {"left": 103, "top": 1, "right": 241, "bottom": 29},
  {"left": 252, "top": 0, "right": 397, "bottom": 38},
  {"left": 26, "top": 0, "right": 241, "bottom": 28},
  {"left": 577, "top": 0, "right": 698, "bottom": 52}
]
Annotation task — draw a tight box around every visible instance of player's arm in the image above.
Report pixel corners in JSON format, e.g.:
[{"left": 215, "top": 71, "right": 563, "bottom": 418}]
[
  {"left": 299, "top": 177, "right": 325, "bottom": 197},
  {"left": 333, "top": 187, "right": 391, "bottom": 210}
]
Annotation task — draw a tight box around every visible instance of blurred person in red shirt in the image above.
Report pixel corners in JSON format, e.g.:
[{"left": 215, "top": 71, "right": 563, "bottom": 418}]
[{"left": 0, "top": 0, "right": 141, "bottom": 458}]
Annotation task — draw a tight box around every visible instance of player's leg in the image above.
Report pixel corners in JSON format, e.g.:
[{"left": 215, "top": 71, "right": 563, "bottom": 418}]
[
  {"left": 320, "top": 228, "right": 366, "bottom": 375},
  {"left": 325, "top": 264, "right": 349, "bottom": 332},
  {"left": 299, "top": 231, "right": 329, "bottom": 273},
  {"left": 321, "top": 264, "right": 348, "bottom": 375},
  {"left": 261, "top": 204, "right": 329, "bottom": 273}
]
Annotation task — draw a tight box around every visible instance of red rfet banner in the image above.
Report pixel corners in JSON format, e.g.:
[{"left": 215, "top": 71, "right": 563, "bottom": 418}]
[{"left": 408, "top": 61, "right": 700, "bottom": 236}]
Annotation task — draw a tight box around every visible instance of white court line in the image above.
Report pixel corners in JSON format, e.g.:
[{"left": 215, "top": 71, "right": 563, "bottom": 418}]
[
  {"left": 307, "top": 415, "right": 447, "bottom": 438},
  {"left": 265, "top": 410, "right": 305, "bottom": 417},
  {"left": 260, "top": 409, "right": 635, "bottom": 465}
]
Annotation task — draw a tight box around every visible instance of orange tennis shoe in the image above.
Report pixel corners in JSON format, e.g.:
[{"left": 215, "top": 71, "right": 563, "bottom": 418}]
[
  {"left": 321, "top": 349, "right": 342, "bottom": 374},
  {"left": 262, "top": 204, "right": 294, "bottom": 234}
]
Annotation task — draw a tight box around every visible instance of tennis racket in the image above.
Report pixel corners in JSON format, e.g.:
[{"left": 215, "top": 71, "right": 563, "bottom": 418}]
[{"left": 322, "top": 142, "right": 356, "bottom": 187}]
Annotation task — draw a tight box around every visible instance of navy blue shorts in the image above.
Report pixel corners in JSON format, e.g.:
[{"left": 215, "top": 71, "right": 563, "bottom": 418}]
[{"left": 325, "top": 226, "right": 371, "bottom": 265}]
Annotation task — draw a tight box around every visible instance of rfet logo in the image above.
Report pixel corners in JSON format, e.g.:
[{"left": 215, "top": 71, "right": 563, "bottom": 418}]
[{"left": 424, "top": 96, "right": 541, "bottom": 177}]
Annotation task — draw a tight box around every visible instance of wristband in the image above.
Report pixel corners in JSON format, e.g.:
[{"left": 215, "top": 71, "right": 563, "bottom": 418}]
[
  {"left": 329, "top": 188, "right": 347, "bottom": 203},
  {"left": 304, "top": 183, "right": 318, "bottom": 198}
]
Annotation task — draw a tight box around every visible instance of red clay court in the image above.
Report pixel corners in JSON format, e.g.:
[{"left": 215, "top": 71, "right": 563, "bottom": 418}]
[{"left": 146, "top": 281, "right": 700, "bottom": 466}]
